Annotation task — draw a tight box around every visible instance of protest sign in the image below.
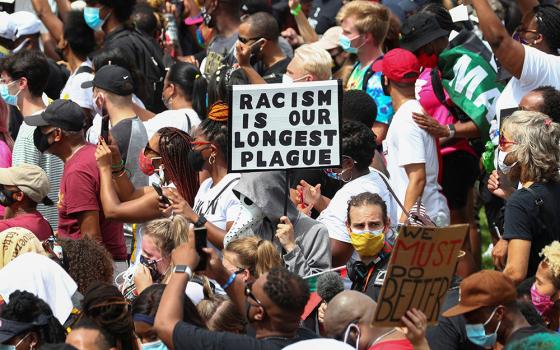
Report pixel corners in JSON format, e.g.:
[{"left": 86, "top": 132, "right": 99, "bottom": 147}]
[
  {"left": 228, "top": 80, "right": 342, "bottom": 172},
  {"left": 372, "top": 224, "right": 468, "bottom": 327}
]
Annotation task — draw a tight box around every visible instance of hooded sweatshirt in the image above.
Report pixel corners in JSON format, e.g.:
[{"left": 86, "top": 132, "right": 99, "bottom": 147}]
[{"left": 233, "top": 171, "right": 331, "bottom": 277}]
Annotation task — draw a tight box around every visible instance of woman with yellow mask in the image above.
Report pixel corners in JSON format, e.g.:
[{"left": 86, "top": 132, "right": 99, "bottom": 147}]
[{"left": 346, "top": 192, "right": 396, "bottom": 300}]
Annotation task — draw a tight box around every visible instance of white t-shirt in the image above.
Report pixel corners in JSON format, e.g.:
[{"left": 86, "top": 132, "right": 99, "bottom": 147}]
[
  {"left": 496, "top": 45, "right": 560, "bottom": 123},
  {"left": 193, "top": 173, "right": 241, "bottom": 231},
  {"left": 317, "top": 171, "right": 399, "bottom": 244},
  {"left": 384, "top": 99, "right": 449, "bottom": 225},
  {"left": 60, "top": 60, "right": 94, "bottom": 110},
  {"left": 143, "top": 108, "right": 201, "bottom": 139}
]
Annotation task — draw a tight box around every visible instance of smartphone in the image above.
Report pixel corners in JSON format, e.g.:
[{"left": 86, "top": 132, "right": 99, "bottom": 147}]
[
  {"left": 194, "top": 226, "right": 208, "bottom": 271},
  {"left": 250, "top": 38, "right": 266, "bottom": 54},
  {"left": 101, "top": 116, "right": 110, "bottom": 144},
  {"left": 152, "top": 183, "right": 171, "bottom": 205}
]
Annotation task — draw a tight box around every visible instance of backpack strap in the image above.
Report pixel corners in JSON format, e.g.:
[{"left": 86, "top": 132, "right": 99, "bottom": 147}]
[
  {"left": 361, "top": 56, "right": 384, "bottom": 91},
  {"left": 202, "top": 178, "right": 240, "bottom": 216},
  {"left": 371, "top": 169, "right": 410, "bottom": 219},
  {"left": 75, "top": 65, "right": 94, "bottom": 75}
]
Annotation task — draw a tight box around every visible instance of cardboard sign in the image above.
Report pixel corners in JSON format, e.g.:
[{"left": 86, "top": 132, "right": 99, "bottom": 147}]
[
  {"left": 372, "top": 224, "right": 468, "bottom": 327},
  {"left": 228, "top": 80, "right": 342, "bottom": 172}
]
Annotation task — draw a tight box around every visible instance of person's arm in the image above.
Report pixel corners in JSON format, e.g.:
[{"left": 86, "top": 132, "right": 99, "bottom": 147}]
[
  {"left": 518, "top": 0, "right": 539, "bottom": 17},
  {"left": 281, "top": 220, "right": 331, "bottom": 276},
  {"left": 289, "top": 0, "right": 319, "bottom": 44},
  {"left": 412, "top": 113, "right": 481, "bottom": 140},
  {"left": 401, "top": 163, "right": 426, "bottom": 223},
  {"left": 471, "top": 0, "right": 525, "bottom": 79},
  {"left": 76, "top": 210, "right": 102, "bottom": 241},
  {"left": 154, "top": 226, "right": 199, "bottom": 350},
  {"left": 54, "top": 0, "right": 72, "bottom": 16},
  {"left": 32, "top": 0, "right": 63, "bottom": 43},
  {"left": 331, "top": 239, "right": 354, "bottom": 267},
  {"left": 163, "top": 188, "right": 228, "bottom": 249},
  {"left": 502, "top": 239, "right": 531, "bottom": 284},
  {"left": 373, "top": 123, "right": 389, "bottom": 145},
  {"left": 235, "top": 41, "right": 267, "bottom": 85}
]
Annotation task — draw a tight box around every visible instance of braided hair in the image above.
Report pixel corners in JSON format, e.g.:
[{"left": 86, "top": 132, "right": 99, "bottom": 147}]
[
  {"left": 81, "top": 282, "right": 138, "bottom": 350},
  {"left": 157, "top": 127, "right": 200, "bottom": 206},
  {"left": 534, "top": 5, "right": 560, "bottom": 55},
  {"left": 198, "top": 102, "right": 229, "bottom": 159},
  {"left": 1, "top": 291, "right": 66, "bottom": 345}
]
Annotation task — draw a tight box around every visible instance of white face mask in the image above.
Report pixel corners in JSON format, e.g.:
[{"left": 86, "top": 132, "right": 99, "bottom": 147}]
[
  {"left": 224, "top": 194, "right": 265, "bottom": 247},
  {"left": 282, "top": 74, "right": 308, "bottom": 84},
  {"left": 498, "top": 150, "right": 518, "bottom": 174}
]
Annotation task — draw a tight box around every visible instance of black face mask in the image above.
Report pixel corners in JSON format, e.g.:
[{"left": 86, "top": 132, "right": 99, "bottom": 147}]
[
  {"left": 33, "top": 128, "right": 54, "bottom": 153},
  {"left": 140, "top": 255, "right": 163, "bottom": 282},
  {"left": 188, "top": 147, "right": 210, "bottom": 172},
  {"left": 381, "top": 75, "right": 390, "bottom": 96},
  {"left": 0, "top": 185, "right": 18, "bottom": 207}
]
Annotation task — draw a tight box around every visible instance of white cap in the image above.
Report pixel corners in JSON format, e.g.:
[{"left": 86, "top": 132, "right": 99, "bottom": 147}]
[
  {"left": 312, "top": 26, "right": 343, "bottom": 51},
  {"left": 0, "top": 11, "right": 41, "bottom": 41},
  {"left": 70, "top": 0, "right": 87, "bottom": 11},
  {"left": 284, "top": 339, "right": 355, "bottom": 350}
]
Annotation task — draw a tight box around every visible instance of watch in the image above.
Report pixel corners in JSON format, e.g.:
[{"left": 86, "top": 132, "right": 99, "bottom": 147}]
[
  {"left": 194, "top": 214, "right": 207, "bottom": 227},
  {"left": 447, "top": 124, "right": 456, "bottom": 138},
  {"left": 173, "top": 265, "right": 193, "bottom": 279}
]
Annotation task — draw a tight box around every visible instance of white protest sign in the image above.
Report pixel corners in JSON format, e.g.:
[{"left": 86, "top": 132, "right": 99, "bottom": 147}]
[{"left": 228, "top": 80, "right": 342, "bottom": 172}]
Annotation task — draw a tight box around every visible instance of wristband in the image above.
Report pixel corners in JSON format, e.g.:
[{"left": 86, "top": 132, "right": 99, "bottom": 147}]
[
  {"left": 221, "top": 272, "right": 237, "bottom": 290},
  {"left": 448, "top": 124, "right": 456, "bottom": 138},
  {"left": 111, "top": 159, "right": 125, "bottom": 169},
  {"left": 290, "top": 3, "right": 302, "bottom": 16}
]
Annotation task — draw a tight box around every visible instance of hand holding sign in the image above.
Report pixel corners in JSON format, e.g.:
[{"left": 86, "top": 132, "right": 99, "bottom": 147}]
[{"left": 400, "top": 309, "right": 430, "bottom": 349}]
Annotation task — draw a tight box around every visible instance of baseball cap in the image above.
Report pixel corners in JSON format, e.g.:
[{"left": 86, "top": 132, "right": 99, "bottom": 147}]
[
  {"left": 312, "top": 26, "right": 343, "bottom": 51},
  {"left": 0, "top": 11, "right": 41, "bottom": 41},
  {"left": 0, "top": 316, "right": 49, "bottom": 343},
  {"left": 81, "top": 65, "right": 135, "bottom": 96},
  {"left": 442, "top": 270, "right": 517, "bottom": 318},
  {"left": 382, "top": 48, "right": 420, "bottom": 84},
  {"left": 0, "top": 164, "right": 52, "bottom": 205},
  {"left": 400, "top": 12, "right": 449, "bottom": 53},
  {"left": 25, "top": 99, "right": 85, "bottom": 132}
]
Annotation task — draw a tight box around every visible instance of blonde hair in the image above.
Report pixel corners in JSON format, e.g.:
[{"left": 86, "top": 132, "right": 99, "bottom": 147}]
[
  {"left": 295, "top": 44, "right": 333, "bottom": 81},
  {"left": 502, "top": 110, "right": 560, "bottom": 183},
  {"left": 144, "top": 215, "right": 191, "bottom": 258},
  {"left": 224, "top": 236, "right": 282, "bottom": 278},
  {"left": 541, "top": 241, "right": 560, "bottom": 277},
  {"left": 336, "top": 1, "right": 390, "bottom": 45}
]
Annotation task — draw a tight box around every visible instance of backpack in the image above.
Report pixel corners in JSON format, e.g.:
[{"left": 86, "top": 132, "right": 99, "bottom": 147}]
[
  {"left": 430, "top": 68, "right": 470, "bottom": 123},
  {"left": 360, "top": 56, "right": 384, "bottom": 92},
  {"left": 110, "top": 28, "right": 166, "bottom": 113}
]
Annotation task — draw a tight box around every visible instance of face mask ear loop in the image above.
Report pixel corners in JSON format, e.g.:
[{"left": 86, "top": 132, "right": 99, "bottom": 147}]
[{"left": 343, "top": 323, "right": 360, "bottom": 350}]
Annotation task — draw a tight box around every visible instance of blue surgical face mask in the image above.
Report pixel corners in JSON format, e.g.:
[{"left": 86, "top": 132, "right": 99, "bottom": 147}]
[
  {"left": 339, "top": 34, "right": 360, "bottom": 54},
  {"left": 465, "top": 307, "right": 502, "bottom": 349},
  {"left": 0, "top": 80, "right": 20, "bottom": 106},
  {"left": 84, "top": 6, "right": 109, "bottom": 31},
  {"left": 141, "top": 340, "right": 168, "bottom": 350}
]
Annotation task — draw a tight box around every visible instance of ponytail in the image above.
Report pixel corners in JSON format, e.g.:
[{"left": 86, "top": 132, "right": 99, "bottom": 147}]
[
  {"left": 192, "top": 74, "right": 208, "bottom": 119},
  {"left": 224, "top": 236, "right": 282, "bottom": 278},
  {"left": 144, "top": 215, "right": 191, "bottom": 258},
  {"left": 167, "top": 62, "right": 207, "bottom": 119},
  {"left": 255, "top": 239, "right": 282, "bottom": 277}
]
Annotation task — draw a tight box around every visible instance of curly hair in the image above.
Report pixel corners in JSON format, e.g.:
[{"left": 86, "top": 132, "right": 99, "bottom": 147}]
[
  {"left": 1, "top": 291, "right": 66, "bottom": 345},
  {"left": 502, "top": 110, "right": 560, "bottom": 183},
  {"left": 342, "top": 120, "right": 377, "bottom": 171},
  {"left": 346, "top": 192, "right": 388, "bottom": 226},
  {"left": 81, "top": 282, "right": 138, "bottom": 350},
  {"left": 532, "top": 86, "right": 560, "bottom": 122},
  {"left": 540, "top": 241, "right": 560, "bottom": 288},
  {"left": 58, "top": 238, "right": 114, "bottom": 295},
  {"left": 263, "top": 268, "right": 310, "bottom": 316}
]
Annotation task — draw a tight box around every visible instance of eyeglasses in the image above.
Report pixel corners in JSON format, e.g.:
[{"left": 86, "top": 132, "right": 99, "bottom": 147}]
[
  {"left": 512, "top": 27, "right": 539, "bottom": 44},
  {"left": 499, "top": 133, "right": 518, "bottom": 148},
  {"left": 244, "top": 282, "right": 263, "bottom": 307},
  {"left": 238, "top": 36, "right": 262, "bottom": 45}
]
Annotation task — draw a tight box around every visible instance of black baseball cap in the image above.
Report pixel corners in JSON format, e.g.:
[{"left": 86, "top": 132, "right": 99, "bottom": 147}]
[
  {"left": 400, "top": 12, "right": 449, "bottom": 53},
  {"left": 0, "top": 316, "right": 49, "bottom": 343},
  {"left": 81, "top": 65, "right": 134, "bottom": 96},
  {"left": 25, "top": 99, "right": 85, "bottom": 131}
]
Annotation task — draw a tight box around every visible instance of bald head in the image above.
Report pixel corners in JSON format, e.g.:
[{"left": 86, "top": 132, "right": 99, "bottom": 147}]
[
  {"left": 519, "top": 91, "right": 545, "bottom": 113},
  {"left": 324, "top": 290, "right": 375, "bottom": 337}
]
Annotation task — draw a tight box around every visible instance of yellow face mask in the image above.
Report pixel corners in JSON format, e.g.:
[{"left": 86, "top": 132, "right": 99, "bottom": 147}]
[{"left": 350, "top": 229, "right": 385, "bottom": 257}]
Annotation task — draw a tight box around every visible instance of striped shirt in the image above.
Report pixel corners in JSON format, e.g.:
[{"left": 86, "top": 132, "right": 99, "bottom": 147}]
[{"left": 12, "top": 122, "right": 64, "bottom": 229}]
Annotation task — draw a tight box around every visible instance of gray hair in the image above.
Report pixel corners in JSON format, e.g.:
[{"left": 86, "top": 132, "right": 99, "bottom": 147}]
[{"left": 502, "top": 110, "right": 560, "bottom": 183}]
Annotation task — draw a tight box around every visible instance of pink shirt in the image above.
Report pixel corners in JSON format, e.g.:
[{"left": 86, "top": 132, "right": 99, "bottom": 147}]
[
  {"left": 416, "top": 69, "right": 476, "bottom": 157},
  {"left": 0, "top": 139, "right": 12, "bottom": 217}
]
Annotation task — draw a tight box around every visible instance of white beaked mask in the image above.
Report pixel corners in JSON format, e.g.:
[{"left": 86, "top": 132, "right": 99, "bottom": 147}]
[{"left": 224, "top": 194, "right": 265, "bottom": 247}]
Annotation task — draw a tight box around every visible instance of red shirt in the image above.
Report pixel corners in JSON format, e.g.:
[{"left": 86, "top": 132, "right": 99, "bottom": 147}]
[
  {"left": 57, "top": 144, "right": 126, "bottom": 260},
  {"left": 369, "top": 339, "right": 414, "bottom": 350},
  {"left": 0, "top": 211, "right": 53, "bottom": 240}
]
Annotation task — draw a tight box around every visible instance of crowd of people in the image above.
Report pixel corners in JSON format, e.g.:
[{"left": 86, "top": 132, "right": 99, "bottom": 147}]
[{"left": 1, "top": 0, "right": 560, "bottom": 349}]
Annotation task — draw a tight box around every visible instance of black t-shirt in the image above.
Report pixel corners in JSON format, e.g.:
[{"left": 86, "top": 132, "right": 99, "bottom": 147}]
[
  {"left": 173, "top": 322, "right": 317, "bottom": 350},
  {"left": 309, "top": 0, "right": 343, "bottom": 34},
  {"left": 506, "top": 324, "right": 552, "bottom": 345},
  {"left": 255, "top": 57, "right": 291, "bottom": 84},
  {"left": 503, "top": 182, "right": 560, "bottom": 277}
]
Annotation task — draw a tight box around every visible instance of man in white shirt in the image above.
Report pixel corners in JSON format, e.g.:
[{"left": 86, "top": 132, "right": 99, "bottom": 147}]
[{"left": 383, "top": 48, "right": 449, "bottom": 226}]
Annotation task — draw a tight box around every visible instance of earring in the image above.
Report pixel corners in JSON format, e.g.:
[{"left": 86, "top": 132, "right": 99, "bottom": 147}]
[{"left": 209, "top": 153, "right": 216, "bottom": 165}]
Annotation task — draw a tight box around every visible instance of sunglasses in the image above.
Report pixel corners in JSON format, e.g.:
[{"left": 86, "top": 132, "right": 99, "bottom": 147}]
[
  {"left": 499, "top": 133, "right": 518, "bottom": 148},
  {"left": 244, "top": 282, "right": 263, "bottom": 306},
  {"left": 238, "top": 36, "right": 262, "bottom": 45},
  {"left": 512, "top": 27, "right": 539, "bottom": 45}
]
